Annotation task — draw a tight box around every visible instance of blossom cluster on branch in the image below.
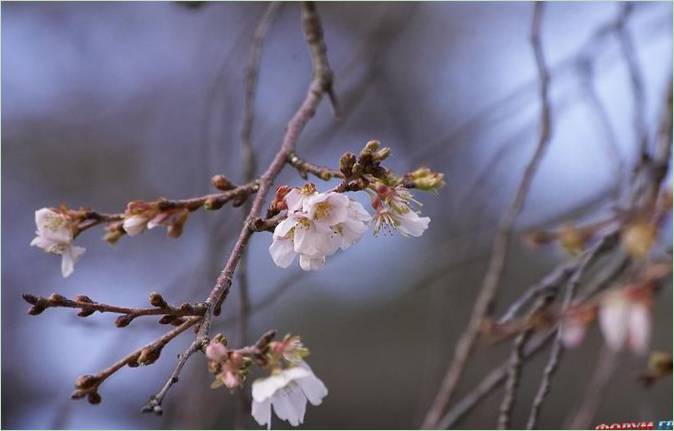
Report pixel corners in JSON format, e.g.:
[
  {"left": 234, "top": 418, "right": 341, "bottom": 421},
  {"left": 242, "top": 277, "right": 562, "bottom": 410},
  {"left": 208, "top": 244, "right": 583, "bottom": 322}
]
[{"left": 25, "top": 138, "right": 444, "bottom": 428}]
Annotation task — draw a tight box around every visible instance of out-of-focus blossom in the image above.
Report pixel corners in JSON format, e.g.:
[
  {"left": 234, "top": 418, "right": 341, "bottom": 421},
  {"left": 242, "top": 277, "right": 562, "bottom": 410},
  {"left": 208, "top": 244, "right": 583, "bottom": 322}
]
[
  {"left": 30, "top": 208, "right": 86, "bottom": 277},
  {"left": 599, "top": 287, "right": 652, "bottom": 354}
]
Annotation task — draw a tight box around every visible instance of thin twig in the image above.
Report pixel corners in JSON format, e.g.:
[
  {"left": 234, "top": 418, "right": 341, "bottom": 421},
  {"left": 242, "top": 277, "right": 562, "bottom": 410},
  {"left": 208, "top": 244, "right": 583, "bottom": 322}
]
[
  {"left": 524, "top": 235, "right": 615, "bottom": 429},
  {"left": 236, "top": 3, "right": 281, "bottom": 427},
  {"left": 142, "top": 338, "right": 203, "bottom": 415},
  {"left": 142, "top": 2, "right": 338, "bottom": 414},
  {"left": 421, "top": 4, "right": 553, "bottom": 427},
  {"left": 71, "top": 317, "right": 201, "bottom": 402},
  {"left": 21, "top": 292, "right": 205, "bottom": 324}
]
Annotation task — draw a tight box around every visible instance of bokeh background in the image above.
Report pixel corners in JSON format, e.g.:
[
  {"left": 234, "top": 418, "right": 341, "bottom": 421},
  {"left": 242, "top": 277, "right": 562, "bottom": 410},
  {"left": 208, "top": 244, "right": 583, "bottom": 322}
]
[{"left": 2, "top": 1, "right": 672, "bottom": 429}]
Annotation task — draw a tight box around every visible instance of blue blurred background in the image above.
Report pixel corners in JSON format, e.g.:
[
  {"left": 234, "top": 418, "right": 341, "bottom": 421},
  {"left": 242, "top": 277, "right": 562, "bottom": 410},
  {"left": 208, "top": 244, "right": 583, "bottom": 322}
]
[{"left": 2, "top": 1, "right": 672, "bottom": 429}]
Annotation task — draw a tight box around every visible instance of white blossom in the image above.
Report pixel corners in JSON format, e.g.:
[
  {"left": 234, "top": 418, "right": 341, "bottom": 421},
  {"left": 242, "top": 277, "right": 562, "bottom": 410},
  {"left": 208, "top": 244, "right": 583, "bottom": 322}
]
[
  {"left": 373, "top": 206, "right": 430, "bottom": 237},
  {"left": 122, "top": 214, "right": 149, "bottom": 236},
  {"left": 599, "top": 289, "right": 651, "bottom": 354},
  {"left": 30, "top": 208, "right": 86, "bottom": 278},
  {"left": 331, "top": 200, "right": 371, "bottom": 250},
  {"left": 269, "top": 187, "right": 371, "bottom": 271},
  {"left": 251, "top": 361, "right": 327, "bottom": 429},
  {"left": 371, "top": 185, "right": 430, "bottom": 237}
]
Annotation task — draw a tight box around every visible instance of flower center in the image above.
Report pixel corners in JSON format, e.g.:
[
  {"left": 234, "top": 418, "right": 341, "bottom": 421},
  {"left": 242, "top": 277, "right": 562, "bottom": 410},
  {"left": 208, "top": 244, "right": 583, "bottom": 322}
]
[{"left": 314, "top": 202, "right": 331, "bottom": 220}]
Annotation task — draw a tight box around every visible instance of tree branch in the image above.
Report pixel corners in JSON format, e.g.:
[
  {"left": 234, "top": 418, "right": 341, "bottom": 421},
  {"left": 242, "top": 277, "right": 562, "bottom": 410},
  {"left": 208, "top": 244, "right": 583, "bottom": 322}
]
[{"left": 421, "top": 4, "right": 553, "bottom": 427}]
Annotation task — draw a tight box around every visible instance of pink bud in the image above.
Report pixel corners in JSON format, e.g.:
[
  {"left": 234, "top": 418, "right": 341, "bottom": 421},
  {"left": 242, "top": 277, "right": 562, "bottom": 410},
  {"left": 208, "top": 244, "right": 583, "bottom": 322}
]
[{"left": 205, "top": 342, "right": 228, "bottom": 362}]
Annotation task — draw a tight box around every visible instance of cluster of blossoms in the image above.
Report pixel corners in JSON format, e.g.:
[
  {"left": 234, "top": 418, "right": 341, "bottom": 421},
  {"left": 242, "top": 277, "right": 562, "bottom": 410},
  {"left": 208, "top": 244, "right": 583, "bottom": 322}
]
[
  {"left": 30, "top": 208, "right": 86, "bottom": 278},
  {"left": 122, "top": 201, "right": 189, "bottom": 238},
  {"left": 206, "top": 334, "right": 327, "bottom": 429},
  {"left": 269, "top": 184, "right": 372, "bottom": 271},
  {"left": 269, "top": 181, "right": 433, "bottom": 271}
]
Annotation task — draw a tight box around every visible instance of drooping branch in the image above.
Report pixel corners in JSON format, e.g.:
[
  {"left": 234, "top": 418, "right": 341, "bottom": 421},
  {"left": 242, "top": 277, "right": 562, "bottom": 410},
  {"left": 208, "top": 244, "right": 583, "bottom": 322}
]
[
  {"left": 236, "top": 3, "right": 282, "bottom": 425},
  {"left": 140, "top": 1, "right": 339, "bottom": 415},
  {"left": 420, "top": 4, "right": 553, "bottom": 427}
]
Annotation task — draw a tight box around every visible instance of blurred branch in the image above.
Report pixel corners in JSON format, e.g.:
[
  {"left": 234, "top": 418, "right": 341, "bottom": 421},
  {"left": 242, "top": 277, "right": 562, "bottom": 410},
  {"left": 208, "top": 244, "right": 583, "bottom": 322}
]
[
  {"left": 567, "top": 347, "right": 619, "bottom": 429},
  {"left": 524, "top": 235, "right": 615, "bottom": 429},
  {"left": 236, "top": 3, "right": 281, "bottom": 426},
  {"left": 421, "top": 4, "right": 554, "bottom": 427},
  {"left": 615, "top": 3, "right": 649, "bottom": 158},
  {"left": 439, "top": 246, "right": 631, "bottom": 429}
]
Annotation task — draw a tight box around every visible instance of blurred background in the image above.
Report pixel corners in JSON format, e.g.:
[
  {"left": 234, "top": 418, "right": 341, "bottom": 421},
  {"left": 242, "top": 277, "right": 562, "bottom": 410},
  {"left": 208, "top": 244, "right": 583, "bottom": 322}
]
[{"left": 2, "top": 1, "right": 672, "bottom": 429}]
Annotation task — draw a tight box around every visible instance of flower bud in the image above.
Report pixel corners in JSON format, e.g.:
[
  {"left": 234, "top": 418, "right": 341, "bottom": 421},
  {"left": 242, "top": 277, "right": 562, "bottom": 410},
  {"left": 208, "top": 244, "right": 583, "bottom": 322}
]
[
  {"left": 138, "top": 346, "right": 162, "bottom": 365},
  {"left": 77, "top": 308, "right": 96, "bottom": 317},
  {"left": 115, "top": 315, "right": 133, "bottom": 328},
  {"left": 339, "top": 152, "right": 357, "bottom": 177},
  {"left": 167, "top": 211, "right": 188, "bottom": 238},
  {"left": 71, "top": 390, "right": 86, "bottom": 400},
  {"left": 22, "top": 293, "right": 38, "bottom": 305},
  {"left": 559, "top": 224, "right": 589, "bottom": 256},
  {"left": 75, "top": 374, "right": 100, "bottom": 391},
  {"left": 404, "top": 167, "right": 445, "bottom": 191},
  {"left": 211, "top": 175, "right": 235, "bottom": 191},
  {"left": 48, "top": 293, "right": 67, "bottom": 304},
  {"left": 203, "top": 197, "right": 224, "bottom": 210},
  {"left": 362, "top": 140, "right": 380, "bottom": 154},
  {"left": 103, "top": 222, "right": 125, "bottom": 245},
  {"left": 87, "top": 392, "right": 102, "bottom": 405},
  {"left": 621, "top": 220, "right": 656, "bottom": 258},
  {"left": 372, "top": 147, "right": 391, "bottom": 162},
  {"left": 74, "top": 295, "right": 93, "bottom": 303},
  {"left": 149, "top": 292, "right": 167, "bottom": 308}
]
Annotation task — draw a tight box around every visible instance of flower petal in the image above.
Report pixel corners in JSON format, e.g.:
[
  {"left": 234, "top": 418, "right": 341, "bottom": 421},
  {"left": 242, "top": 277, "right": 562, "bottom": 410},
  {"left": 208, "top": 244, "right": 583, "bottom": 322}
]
[
  {"left": 599, "top": 293, "right": 629, "bottom": 351},
  {"left": 251, "top": 398, "right": 272, "bottom": 430},
  {"left": 296, "top": 361, "right": 328, "bottom": 406},
  {"left": 628, "top": 303, "right": 651, "bottom": 355},
  {"left": 272, "top": 386, "right": 302, "bottom": 427},
  {"left": 123, "top": 215, "right": 148, "bottom": 236},
  {"left": 299, "top": 254, "right": 325, "bottom": 271},
  {"left": 269, "top": 237, "right": 297, "bottom": 268},
  {"left": 396, "top": 211, "right": 430, "bottom": 237}
]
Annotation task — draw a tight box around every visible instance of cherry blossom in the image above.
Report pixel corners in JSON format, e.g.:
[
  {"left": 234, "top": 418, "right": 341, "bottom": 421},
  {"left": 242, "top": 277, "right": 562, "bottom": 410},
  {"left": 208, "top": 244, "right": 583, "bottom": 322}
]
[
  {"left": 30, "top": 208, "right": 86, "bottom": 278},
  {"left": 599, "top": 287, "right": 652, "bottom": 354},
  {"left": 269, "top": 186, "right": 371, "bottom": 271},
  {"left": 251, "top": 361, "right": 327, "bottom": 429}
]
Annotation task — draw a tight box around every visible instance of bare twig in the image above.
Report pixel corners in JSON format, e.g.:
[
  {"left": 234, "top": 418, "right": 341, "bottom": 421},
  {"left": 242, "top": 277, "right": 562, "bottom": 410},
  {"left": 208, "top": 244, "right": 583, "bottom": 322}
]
[
  {"left": 141, "top": 2, "right": 338, "bottom": 414},
  {"left": 421, "top": 4, "right": 553, "bottom": 427},
  {"left": 287, "top": 151, "right": 343, "bottom": 181},
  {"left": 71, "top": 317, "right": 201, "bottom": 403},
  {"left": 21, "top": 292, "right": 205, "bottom": 325},
  {"left": 142, "top": 338, "right": 203, "bottom": 415},
  {"left": 440, "top": 245, "right": 629, "bottom": 429},
  {"left": 524, "top": 235, "right": 615, "bottom": 429},
  {"left": 236, "top": 4, "right": 281, "bottom": 426}
]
